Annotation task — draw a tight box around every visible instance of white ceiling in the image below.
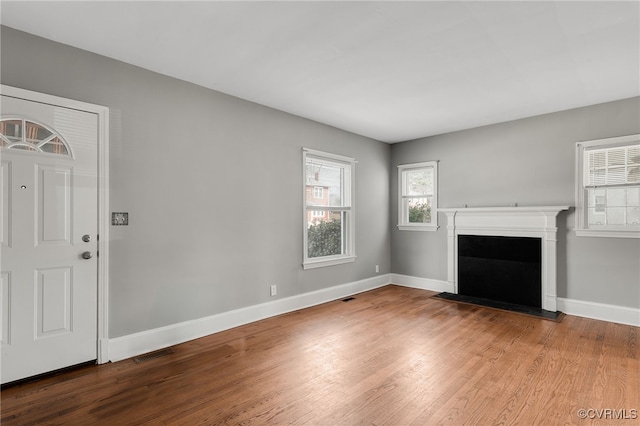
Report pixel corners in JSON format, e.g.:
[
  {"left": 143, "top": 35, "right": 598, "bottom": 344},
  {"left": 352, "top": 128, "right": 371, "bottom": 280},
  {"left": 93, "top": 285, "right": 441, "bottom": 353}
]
[{"left": 1, "top": 1, "right": 639, "bottom": 143}]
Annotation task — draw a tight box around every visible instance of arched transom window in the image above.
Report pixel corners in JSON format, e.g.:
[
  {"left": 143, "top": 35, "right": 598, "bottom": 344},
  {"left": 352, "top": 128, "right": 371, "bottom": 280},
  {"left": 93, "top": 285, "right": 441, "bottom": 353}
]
[{"left": 0, "top": 118, "right": 71, "bottom": 156}]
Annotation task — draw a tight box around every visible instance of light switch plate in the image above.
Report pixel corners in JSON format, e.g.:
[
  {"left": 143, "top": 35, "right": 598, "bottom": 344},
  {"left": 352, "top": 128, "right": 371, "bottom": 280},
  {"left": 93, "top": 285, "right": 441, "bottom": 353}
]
[{"left": 112, "top": 212, "right": 128, "bottom": 226}]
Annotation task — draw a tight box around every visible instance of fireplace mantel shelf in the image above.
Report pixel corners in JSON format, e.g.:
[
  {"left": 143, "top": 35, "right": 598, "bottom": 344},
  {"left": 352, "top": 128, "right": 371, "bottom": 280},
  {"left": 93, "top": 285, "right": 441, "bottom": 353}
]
[{"left": 439, "top": 206, "right": 570, "bottom": 214}]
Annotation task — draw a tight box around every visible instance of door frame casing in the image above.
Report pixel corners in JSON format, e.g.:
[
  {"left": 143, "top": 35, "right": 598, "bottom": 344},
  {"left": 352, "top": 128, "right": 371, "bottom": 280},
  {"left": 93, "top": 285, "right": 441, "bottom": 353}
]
[{"left": 1, "top": 84, "right": 110, "bottom": 364}]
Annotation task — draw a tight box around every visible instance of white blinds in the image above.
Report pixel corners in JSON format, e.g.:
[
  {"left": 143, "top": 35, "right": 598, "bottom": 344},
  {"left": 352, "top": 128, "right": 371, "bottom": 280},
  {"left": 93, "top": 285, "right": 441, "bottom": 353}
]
[{"left": 585, "top": 144, "right": 640, "bottom": 187}]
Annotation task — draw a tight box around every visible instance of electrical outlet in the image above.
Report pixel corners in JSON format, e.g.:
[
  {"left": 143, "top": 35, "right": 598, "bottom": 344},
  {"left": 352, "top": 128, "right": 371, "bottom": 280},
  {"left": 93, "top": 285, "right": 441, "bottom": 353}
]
[
  {"left": 375, "top": 265, "right": 379, "bottom": 273},
  {"left": 270, "top": 285, "right": 277, "bottom": 297}
]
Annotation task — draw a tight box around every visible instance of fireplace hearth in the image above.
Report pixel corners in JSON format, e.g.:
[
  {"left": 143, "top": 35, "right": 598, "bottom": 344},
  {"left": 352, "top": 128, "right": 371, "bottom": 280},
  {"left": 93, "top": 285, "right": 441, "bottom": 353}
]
[{"left": 432, "top": 292, "right": 563, "bottom": 320}]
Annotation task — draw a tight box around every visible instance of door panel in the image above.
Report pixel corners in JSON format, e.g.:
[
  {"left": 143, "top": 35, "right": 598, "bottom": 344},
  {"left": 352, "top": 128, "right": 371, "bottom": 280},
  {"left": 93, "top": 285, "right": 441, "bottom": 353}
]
[
  {"left": 36, "top": 267, "right": 72, "bottom": 337},
  {"left": 37, "top": 165, "right": 72, "bottom": 244},
  {"left": 0, "top": 272, "right": 10, "bottom": 344},
  {"left": 0, "top": 95, "right": 98, "bottom": 384},
  {"left": 1, "top": 160, "right": 11, "bottom": 247}
]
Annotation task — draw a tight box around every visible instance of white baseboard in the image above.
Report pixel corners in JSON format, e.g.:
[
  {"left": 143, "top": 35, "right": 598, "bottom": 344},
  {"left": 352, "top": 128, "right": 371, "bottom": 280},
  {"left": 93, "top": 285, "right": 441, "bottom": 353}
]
[
  {"left": 391, "top": 274, "right": 639, "bottom": 327},
  {"left": 108, "top": 274, "right": 392, "bottom": 362},
  {"left": 557, "top": 297, "right": 640, "bottom": 327},
  {"left": 390, "top": 273, "right": 453, "bottom": 293},
  {"left": 108, "top": 274, "right": 638, "bottom": 362}
]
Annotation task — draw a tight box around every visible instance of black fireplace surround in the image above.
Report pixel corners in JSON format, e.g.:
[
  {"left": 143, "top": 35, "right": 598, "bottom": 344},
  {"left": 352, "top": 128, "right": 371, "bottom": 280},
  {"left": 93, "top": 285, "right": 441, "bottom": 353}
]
[{"left": 458, "top": 235, "right": 542, "bottom": 309}]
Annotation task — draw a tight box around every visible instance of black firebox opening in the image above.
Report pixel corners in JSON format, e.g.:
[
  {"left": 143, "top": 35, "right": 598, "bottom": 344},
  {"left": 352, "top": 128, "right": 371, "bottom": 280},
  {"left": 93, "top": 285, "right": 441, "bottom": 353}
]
[{"left": 458, "top": 235, "right": 542, "bottom": 309}]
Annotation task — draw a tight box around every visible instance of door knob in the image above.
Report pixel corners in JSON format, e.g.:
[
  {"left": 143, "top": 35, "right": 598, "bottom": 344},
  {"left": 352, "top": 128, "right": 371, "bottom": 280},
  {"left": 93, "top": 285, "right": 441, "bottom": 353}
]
[
  {"left": 82, "top": 251, "right": 93, "bottom": 260},
  {"left": 82, "top": 234, "right": 92, "bottom": 243}
]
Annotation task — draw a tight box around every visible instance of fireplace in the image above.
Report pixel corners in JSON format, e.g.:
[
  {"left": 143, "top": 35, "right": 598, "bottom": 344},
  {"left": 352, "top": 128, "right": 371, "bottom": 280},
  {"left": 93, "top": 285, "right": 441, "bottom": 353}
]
[
  {"left": 458, "top": 234, "right": 542, "bottom": 308},
  {"left": 439, "top": 206, "right": 569, "bottom": 312}
]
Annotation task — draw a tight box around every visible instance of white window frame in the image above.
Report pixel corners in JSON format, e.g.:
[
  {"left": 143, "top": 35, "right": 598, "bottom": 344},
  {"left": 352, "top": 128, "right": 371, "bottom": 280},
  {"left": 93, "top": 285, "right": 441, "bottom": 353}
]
[
  {"left": 303, "top": 148, "right": 356, "bottom": 269},
  {"left": 397, "top": 161, "right": 439, "bottom": 231},
  {"left": 575, "top": 134, "right": 640, "bottom": 238}
]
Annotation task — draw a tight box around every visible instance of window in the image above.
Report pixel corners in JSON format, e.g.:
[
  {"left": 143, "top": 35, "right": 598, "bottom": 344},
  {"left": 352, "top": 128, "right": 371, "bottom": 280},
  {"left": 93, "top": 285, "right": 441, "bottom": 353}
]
[
  {"left": 0, "top": 118, "right": 71, "bottom": 156},
  {"left": 575, "top": 134, "right": 640, "bottom": 238},
  {"left": 398, "top": 161, "right": 438, "bottom": 231},
  {"left": 303, "top": 148, "right": 356, "bottom": 269}
]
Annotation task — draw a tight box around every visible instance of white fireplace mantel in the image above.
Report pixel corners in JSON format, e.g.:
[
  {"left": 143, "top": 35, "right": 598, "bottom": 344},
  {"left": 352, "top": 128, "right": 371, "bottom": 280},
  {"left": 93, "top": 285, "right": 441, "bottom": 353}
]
[{"left": 438, "top": 206, "right": 570, "bottom": 312}]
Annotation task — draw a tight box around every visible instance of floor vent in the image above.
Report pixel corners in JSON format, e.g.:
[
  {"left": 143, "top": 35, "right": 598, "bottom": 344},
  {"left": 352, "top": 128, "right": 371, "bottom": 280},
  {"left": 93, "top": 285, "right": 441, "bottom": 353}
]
[
  {"left": 134, "top": 348, "right": 174, "bottom": 363},
  {"left": 342, "top": 297, "right": 355, "bottom": 302}
]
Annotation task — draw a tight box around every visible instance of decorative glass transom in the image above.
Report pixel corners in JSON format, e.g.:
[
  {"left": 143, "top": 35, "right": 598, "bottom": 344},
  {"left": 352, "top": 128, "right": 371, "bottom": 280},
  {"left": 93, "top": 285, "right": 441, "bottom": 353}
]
[{"left": 0, "top": 118, "right": 71, "bottom": 156}]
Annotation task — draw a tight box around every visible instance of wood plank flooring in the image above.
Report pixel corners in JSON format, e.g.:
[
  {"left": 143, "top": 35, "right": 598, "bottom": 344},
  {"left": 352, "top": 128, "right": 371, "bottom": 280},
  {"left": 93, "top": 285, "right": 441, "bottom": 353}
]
[{"left": 1, "top": 285, "right": 638, "bottom": 425}]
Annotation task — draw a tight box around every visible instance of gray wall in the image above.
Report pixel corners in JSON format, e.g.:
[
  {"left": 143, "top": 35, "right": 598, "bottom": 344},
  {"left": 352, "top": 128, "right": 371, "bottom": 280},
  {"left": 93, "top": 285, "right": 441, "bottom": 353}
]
[
  {"left": 1, "top": 26, "right": 391, "bottom": 338},
  {"left": 2, "top": 24, "right": 638, "bottom": 339},
  {"left": 391, "top": 97, "right": 640, "bottom": 308}
]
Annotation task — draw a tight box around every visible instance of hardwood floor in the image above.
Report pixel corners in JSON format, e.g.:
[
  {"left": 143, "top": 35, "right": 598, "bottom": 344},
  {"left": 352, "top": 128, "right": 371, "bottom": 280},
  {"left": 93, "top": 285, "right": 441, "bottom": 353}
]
[{"left": 2, "top": 285, "right": 638, "bottom": 425}]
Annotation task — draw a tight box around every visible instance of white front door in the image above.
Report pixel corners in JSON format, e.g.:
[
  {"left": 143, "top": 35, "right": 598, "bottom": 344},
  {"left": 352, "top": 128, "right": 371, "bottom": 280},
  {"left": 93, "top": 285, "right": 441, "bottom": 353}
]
[{"left": 1, "top": 94, "right": 98, "bottom": 384}]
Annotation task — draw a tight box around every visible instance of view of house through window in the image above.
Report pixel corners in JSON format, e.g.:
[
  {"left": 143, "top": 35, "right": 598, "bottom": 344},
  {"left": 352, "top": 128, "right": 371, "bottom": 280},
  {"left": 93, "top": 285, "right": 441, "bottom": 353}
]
[
  {"left": 0, "top": 118, "right": 70, "bottom": 155},
  {"left": 303, "top": 149, "right": 355, "bottom": 269}
]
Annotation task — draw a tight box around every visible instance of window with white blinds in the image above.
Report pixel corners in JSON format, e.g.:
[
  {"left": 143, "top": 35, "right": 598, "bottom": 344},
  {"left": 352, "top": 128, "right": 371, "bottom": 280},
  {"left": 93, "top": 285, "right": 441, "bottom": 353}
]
[
  {"left": 576, "top": 134, "right": 640, "bottom": 238},
  {"left": 586, "top": 145, "right": 640, "bottom": 187}
]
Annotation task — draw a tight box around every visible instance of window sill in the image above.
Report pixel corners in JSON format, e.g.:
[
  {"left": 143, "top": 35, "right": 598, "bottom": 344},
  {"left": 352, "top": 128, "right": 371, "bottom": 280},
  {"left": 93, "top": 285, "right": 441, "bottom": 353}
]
[
  {"left": 575, "top": 229, "right": 640, "bottom": 238},
  {"left": 303, "top": 255, "right": 356, "bottom": 270},
  {"left": 397, "top": 224, "right": 439, "bottom": 232}
]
